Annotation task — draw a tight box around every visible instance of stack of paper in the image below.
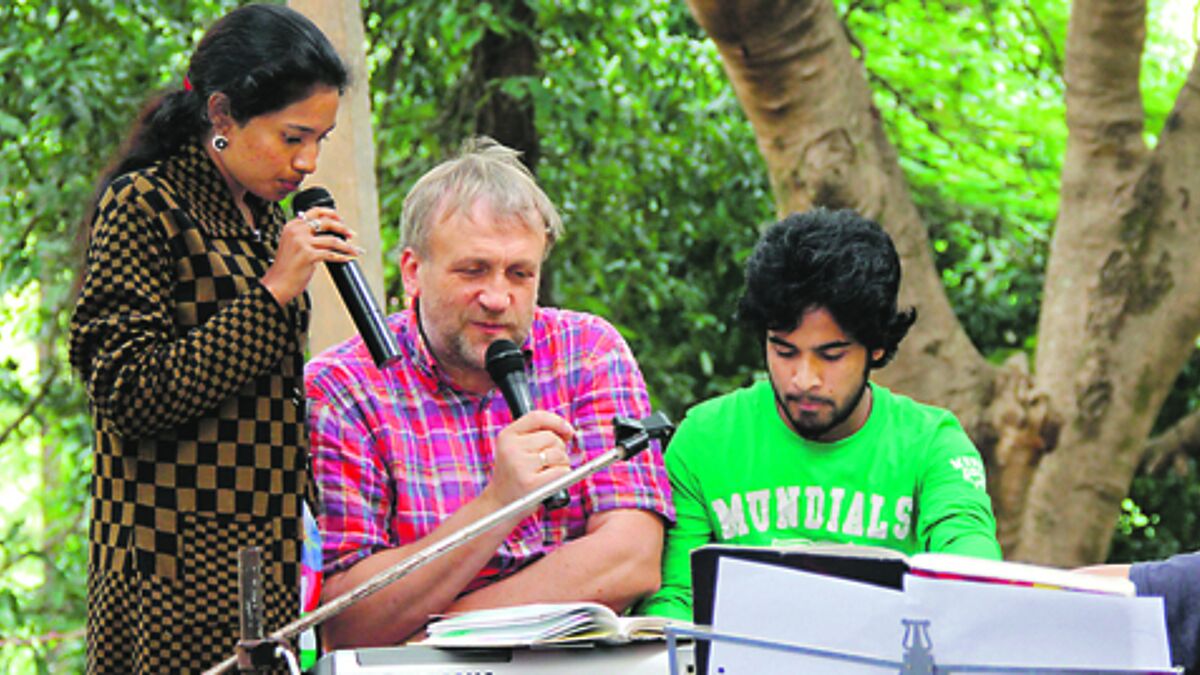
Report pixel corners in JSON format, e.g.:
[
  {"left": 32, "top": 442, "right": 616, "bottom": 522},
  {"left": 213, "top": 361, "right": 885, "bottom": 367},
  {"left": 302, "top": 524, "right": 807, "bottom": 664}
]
[{"left": 907, "top": 552, "right": 1136, "bottom": 595}]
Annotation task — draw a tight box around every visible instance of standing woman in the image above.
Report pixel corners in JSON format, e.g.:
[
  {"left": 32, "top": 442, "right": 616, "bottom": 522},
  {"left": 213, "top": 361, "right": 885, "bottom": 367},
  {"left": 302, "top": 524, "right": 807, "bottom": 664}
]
[{"left": 69, "top": 5, "right": 353, "bottom": 671}]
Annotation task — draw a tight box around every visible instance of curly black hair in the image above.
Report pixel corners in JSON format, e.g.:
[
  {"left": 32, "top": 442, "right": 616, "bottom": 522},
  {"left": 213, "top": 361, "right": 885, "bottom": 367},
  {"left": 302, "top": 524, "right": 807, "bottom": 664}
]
[{"left": 736, "top": 208, "right": 917, "bottom": 368}]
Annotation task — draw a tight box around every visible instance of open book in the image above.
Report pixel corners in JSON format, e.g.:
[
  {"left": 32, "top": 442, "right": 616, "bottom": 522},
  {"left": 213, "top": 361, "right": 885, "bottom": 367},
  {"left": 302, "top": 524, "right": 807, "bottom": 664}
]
[{"left": 422, "top": 602, "right": 677, "bottom": 648}]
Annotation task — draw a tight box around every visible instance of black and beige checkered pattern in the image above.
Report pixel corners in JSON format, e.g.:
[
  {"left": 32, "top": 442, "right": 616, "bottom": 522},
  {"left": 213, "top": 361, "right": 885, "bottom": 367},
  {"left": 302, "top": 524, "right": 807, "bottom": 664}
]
[
  {"left": 87, "top": 517, "right": 295, "bottom": 672},
  {"left": 70, "top": 143, "right": 312, "bottom": 673}
]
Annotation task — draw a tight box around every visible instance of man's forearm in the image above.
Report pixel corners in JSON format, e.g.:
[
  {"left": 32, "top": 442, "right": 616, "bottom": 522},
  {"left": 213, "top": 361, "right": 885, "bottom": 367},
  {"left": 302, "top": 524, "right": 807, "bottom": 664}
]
[
  {"left": 320, "top": 492, "right": 524, "bottom": 649},
  {"left": 449, "top": 509, "right": 665, "bottom": 615}
]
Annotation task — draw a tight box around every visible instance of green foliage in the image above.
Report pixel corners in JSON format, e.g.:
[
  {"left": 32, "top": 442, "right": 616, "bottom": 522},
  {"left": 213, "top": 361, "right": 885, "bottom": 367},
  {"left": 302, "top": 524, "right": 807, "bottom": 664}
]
[
  {"left": 364, "top": 0, "right": 506, "bottom": 305},
  {"left": 532, "top": 1, "right": 772, "bottom": 412},
  {"left": 839, "top": 0, "right": 1067, "bottom": 355},
  {"left": 1111, "top": 466, "right": 1200, "bottom": 563},
  {"left": 1, "top": 0, "right": 1198, "bottom": 667},
  {"left": 366, "top": 0, "right": 772, "bottom": 417}
]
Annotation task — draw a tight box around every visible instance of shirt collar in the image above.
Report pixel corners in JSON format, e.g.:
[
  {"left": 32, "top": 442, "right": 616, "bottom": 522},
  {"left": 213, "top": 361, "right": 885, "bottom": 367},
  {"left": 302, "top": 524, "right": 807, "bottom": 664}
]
[
  {"left": 397, "top": 303, "right": 440, "bottom": 391},
  {"left": 398, "top": 301, "right": 536, "bottom": 396}
]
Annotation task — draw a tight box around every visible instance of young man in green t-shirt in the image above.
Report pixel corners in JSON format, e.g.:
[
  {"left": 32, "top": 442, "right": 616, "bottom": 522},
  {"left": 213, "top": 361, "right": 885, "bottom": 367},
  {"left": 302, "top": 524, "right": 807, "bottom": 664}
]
[{"left": 640, "top": 209, "right": 1001, "bottom": 621}]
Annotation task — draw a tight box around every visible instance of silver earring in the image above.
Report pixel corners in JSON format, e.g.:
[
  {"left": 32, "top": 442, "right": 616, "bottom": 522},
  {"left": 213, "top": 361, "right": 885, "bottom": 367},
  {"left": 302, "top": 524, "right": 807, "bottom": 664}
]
[{"left": 212, "top": 135, "right": 229, "bottom": 151}]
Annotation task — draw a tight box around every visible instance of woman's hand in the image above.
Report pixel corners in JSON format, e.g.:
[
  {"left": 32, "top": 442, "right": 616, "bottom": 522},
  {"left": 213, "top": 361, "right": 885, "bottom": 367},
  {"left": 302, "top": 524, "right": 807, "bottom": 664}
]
[{"left": 260, "top": 206, "right": 361, "bottom": 306}]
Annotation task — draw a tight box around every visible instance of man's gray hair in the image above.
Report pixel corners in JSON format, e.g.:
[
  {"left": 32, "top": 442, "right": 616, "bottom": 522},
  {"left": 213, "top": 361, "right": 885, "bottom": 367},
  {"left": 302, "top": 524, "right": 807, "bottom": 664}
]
[{"left": 400, "top": 136, "right": 563, "bottom": 257}]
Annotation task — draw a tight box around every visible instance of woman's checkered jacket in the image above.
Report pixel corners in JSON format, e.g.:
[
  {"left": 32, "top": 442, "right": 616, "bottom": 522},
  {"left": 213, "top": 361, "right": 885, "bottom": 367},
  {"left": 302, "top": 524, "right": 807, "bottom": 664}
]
[{"left": 70, "top": 143, "right": 315, "bottom": 672}]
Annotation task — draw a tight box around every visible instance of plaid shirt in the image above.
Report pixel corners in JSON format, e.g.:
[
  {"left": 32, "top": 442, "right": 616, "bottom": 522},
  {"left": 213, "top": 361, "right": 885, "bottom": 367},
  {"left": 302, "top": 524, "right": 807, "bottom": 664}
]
[{"left": 307, "top": 306, "right": 673, "bottom": 592}]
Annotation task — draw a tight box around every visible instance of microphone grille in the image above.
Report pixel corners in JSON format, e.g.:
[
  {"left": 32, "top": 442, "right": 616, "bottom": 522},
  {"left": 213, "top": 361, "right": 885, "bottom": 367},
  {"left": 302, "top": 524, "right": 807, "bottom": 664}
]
[
  {"left": 485, "top": 339, "right": 525, "bottom": 382},
  {"left": 292, "top": 186, "right": 335, "bottom": 215}
]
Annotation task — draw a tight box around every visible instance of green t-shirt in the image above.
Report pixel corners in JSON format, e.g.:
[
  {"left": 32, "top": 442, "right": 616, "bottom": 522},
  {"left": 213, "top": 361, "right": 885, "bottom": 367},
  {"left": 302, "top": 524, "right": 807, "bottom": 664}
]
[{"left": 639, "top": 380, "right": 1001, "bottom": 620}]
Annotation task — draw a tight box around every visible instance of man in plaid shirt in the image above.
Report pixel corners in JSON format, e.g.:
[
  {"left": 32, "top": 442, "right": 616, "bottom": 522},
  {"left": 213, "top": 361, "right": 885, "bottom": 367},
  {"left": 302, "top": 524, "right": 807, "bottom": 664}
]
[{"left": 306, "top": 137, "right": 674, "bottom": 648}]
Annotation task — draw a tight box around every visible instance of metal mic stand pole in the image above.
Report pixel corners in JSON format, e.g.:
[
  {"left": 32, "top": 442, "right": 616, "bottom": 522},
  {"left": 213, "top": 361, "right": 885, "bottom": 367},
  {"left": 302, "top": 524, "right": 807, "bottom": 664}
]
[{"left": 203, "top": 413, "right": 673, "bottom": 675}]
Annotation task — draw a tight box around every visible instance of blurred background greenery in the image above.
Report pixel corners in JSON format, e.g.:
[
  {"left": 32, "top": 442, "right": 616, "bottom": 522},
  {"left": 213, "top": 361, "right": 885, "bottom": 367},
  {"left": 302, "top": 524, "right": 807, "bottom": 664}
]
[{"left": 0, "top": 0, "right": 1195, "bottom": 670}]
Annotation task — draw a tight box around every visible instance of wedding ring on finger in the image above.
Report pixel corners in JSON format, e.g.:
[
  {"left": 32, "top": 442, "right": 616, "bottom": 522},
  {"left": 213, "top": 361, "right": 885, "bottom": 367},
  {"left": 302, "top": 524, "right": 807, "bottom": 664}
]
[
  {"left": 538, "top": 449, "right": 549, "bottom": 469},
  {"left": 305, "top": 215, "right": 322, "bottom": 234}
]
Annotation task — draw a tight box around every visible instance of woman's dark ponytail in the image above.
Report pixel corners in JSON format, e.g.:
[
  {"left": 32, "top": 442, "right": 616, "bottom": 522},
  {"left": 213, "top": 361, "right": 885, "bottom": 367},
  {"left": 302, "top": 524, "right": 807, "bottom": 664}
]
[
  {"left": 100, "top": 87, "right": 209, "bottom": 189},
  {"left": 81, "top": 3, "right": 348, "bottom": 232}
]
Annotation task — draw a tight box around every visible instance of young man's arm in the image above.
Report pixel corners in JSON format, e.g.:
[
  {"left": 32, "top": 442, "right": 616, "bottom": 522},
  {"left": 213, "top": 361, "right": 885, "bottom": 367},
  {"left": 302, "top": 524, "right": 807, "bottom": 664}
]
[
  {"left": 917, "top": 415, "right": 1002, "bottom": 559},
  {"left": 637, "top": 416, "right": 714, "bottom": 620}
]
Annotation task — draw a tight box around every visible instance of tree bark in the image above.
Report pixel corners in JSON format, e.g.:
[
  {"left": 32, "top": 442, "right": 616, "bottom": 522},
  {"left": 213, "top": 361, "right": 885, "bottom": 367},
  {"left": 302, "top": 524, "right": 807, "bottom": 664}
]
[
  {"left": 685, "top": 0, "right": 1200, "bottom": 565},
  {"left": 472, "top": 0, "right": 540, "bottom": 170},
  {"left": 1143, "top": 406, "right": 1200, "bottom": 476},
  {"left": 1019, "top": 0, "right": 1200, "bottom": 564}
]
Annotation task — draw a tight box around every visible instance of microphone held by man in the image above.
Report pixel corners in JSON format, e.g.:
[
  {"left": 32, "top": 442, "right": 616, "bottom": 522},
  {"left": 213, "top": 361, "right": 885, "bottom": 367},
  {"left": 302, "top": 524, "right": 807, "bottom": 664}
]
[{"left": 486, "top": 338, "right": 571, "bottom": 510}]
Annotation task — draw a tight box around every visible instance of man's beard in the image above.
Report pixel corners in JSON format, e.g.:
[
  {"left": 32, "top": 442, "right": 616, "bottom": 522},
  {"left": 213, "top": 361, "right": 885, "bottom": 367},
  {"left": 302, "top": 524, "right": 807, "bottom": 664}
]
[
  {"left": 442, "top": 317, "right": 526, "bottom": 373},
  {"left": 770, "top": 367, "right": 871, "bottom": 441},
  {"left": 445, "top": 329, "right": 486, "bottom": 372}
]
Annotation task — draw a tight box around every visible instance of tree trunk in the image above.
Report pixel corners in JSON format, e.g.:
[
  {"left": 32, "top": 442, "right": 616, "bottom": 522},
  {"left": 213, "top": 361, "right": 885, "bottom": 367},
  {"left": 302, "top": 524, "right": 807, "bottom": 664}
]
[
  {"left": 684, "top": 0, "right": 1200, "bottom": 565},
  {"left": 468, "top": 0, "right": 549, "bottom": 302},
  {"left": 1018, "top": 0, "right": 1200, "bottom": 564},
  {"left": 472, "top": 0, "right": 540, "bottom": 170},
  {"left": 289, "top": 0, "right": 386, "bottom": 356}
]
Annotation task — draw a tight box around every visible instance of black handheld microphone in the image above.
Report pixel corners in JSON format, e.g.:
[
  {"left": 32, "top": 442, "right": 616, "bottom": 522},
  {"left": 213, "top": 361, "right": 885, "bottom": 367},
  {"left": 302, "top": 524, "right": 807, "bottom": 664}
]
[
  {"left": 293, "top": 187, "right": 401, "bottom": 369},
  {"left": 485, "top": 339, "right": 570, "bottom": 510}
]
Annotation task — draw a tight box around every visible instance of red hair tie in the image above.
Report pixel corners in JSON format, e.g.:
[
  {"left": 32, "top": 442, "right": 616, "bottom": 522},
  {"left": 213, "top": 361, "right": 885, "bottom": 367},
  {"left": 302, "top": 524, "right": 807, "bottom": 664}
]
[{"left": 183, "top": 76, "right": 193, "bottom": 92}]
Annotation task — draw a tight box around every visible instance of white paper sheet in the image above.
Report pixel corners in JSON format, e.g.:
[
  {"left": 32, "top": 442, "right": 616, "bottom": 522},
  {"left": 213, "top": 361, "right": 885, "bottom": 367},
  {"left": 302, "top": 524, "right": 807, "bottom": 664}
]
[
  {"left": 710, "top": 557, "right": 906, "bottom": 673},
  {"left": 706, "top": 556, "right": 1174, "bottom": 674},
  {"left": 902, "top": 574, "right": 1171, "bottom": 671}
]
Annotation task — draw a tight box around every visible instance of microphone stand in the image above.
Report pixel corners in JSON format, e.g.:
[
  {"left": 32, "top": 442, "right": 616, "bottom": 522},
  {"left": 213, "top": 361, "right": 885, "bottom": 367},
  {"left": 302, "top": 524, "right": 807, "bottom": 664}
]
[{"left": 203, "top": 413, "right": 674, "bottom": 674}]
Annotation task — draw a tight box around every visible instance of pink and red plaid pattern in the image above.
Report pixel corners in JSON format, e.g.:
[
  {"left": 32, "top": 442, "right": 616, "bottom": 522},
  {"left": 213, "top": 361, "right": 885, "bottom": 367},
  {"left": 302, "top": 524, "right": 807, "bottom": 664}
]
[{"left": 306, "top": 307, "right": 673, "bottom": 591}]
